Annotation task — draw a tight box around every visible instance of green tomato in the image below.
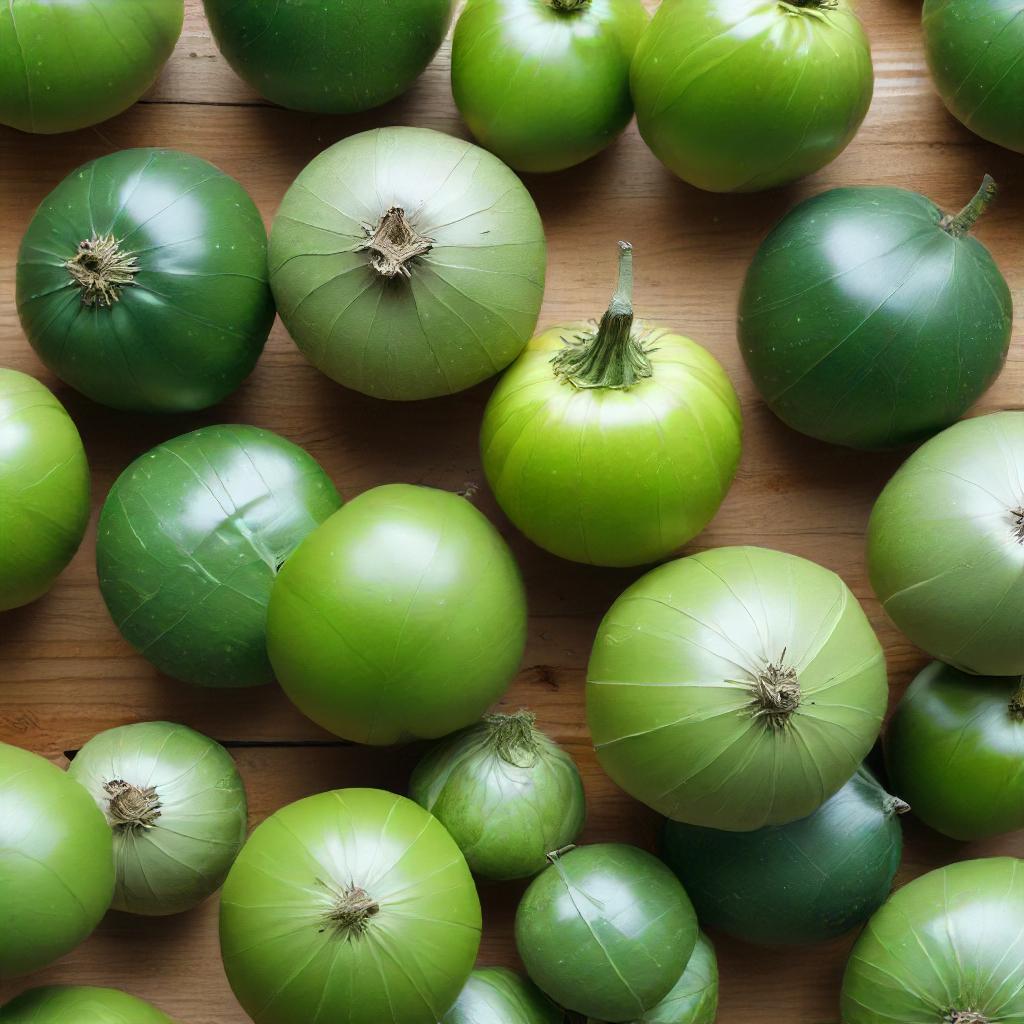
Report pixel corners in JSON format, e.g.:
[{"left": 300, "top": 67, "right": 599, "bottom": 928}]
[
  {"left": 443, "top": 968, "right": 562, "bottom": 1024},
  {"left": 96, "top": 425, "right": 341, "bottom": 689},
  {"left": 410, "top": 710, "right": 586, "bottom": 880},
  {"left": 886, "top": 662, "right": 1024, "bottom": 841},
  {"left": 17, "top": 148, "right": 274, "bottom": 413},
  {"left": 587, "top": 546, "right": 888, "bottom": 830},
  {"left": 267, "top": 484, "right": 527, "bottom": 745},
  {"left": 739, "top": 180, "right": 1011, "bottom": 450},
  {"left": 0, "top": 742, "right": 114, "bottom": 977},
  {"left": 0, "top": 369, "right": 90, "bottom": 611},
  {"left": 924, "top": 0, "right": 1024, "bottom": 153},
  {"left": 841, "top": 857, "right": 1024, "bottom": 1024},
  {"left": 67, "top": 721, "right": 247, "bottom": 916},
  {"left": 203, "top": 0, "right": 453, "bottom": 114},
  {"left": 0, "top": 986, "right": 173, "bottom": 1024},
  {"left": 630, "top": 0, "right": 873, "bottom": 193},
  {"left": 451, "top": 0, "right": 648, "bottom": 173},
  {"left": 515, "top": 844, "right": 697, "bottom": 1022},
  {"left": 660, "top": 767, "right": 906, "bottom": 947},
  {"left": 269, "top": 127, "right": 546, "bottom": 401},
  {"left": 220, "top": 788, "right": 480, "bottom": 1024},
  {"left": 482, "top": 243, "right": 741, "bottom": 567},
  {"left": 868, "top": 412, "right": 1024, "bottom": 677},
  {"left": 0, "top": 1, "right": 182, "bottom": 134}
]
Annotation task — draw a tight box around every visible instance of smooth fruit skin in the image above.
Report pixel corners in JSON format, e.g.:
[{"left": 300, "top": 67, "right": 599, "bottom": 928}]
[
  {"left": 886, "top": 662, "right": 1024, "bottom": 841},
  {"left": 443, "top": 968, "right": 563, "bottom": 1024},
  {"left": 515, "top": 844, "right": 697, "bottom": 1022},
  {"left": 97, "top": 425, "right": 341, "bottom": 689},
  {"left": 0, "top": 986, "right": 174, "bottom": 1023},
  {"left": 17, "top": 148, "right": 275, "bottom": 413},
  {"left": 220, "top": 788, "right": 481, "bottom": 1024},
  {"left": 0, "top": 1, "right": 183, "bottom": 134},
  {"left": 203, "top": 0, "right": 453, "bottom": 114},
  {"left": 924, "top": 0, "right": 1024, "bottom": 153},
  {"left": 67, "top": 722, "right": 248, "bottom": 915},
  {"left": 868, "top": 412, "right": 1024, "bottom": 676},
  {"left": 631, "top": 0, "right": 873, "bottom": 193},
  {"left": 0, "top": 742, "right": 114, "bottom": 977},
  {"left": 593, "top": 931, "right": 718, "bottom": 1024},
  {"left": 587, "top": 546, "right": 888, "bottom": 830},
  {"left": 482, "top": 321, "right": 741, "bottom": 567},
  {"left": 268, "top": 484, "right": 527, "bottom": 745},
  {"left": 269, "top": 127, "right": 546, "bottom": 401},
  {"left": 410, "top": 712, "right": 586, "bottom": 880},
  {"left": 739, "top": 186, "right": 1012, "bottom": 450},
  {"left": 660, "top": 767, "right": 905, "bottom": 947},
  {"left": 841, "top": 857, "right": 1024, "bottom": 1024},
  {"left": 452, "top": 0, "right": 648, "bottom": 173},
  {"left": 0, "top": 369, "right": 90, "bottom": 611}
]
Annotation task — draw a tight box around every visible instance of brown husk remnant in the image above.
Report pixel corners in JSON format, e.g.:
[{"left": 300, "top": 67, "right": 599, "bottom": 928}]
[
  {"left": 66, "top": 235, "right": 139, "bottom": 307},
  {"left": 749, "top": 651, "right": 801, "bottom": 729},
  {"left": 360, "top": 207, "right": 433, "bottom": 279},
  {"left": 104, "top": 779, "right": 161, "bottom": 829}
]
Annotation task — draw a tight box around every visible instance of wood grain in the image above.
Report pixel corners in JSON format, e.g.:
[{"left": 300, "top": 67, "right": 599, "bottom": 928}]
[{"left": 1, "top": 1, "right": 1022, "bottom": 1021}]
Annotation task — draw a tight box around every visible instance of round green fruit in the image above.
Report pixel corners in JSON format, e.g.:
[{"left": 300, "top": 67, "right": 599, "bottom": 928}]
[
  {"left": 67, "top": 721, "right": 247, "bottom": 915},
  {"left": 923, "top": 0, "right": 1024, "bottom": 153},
  {"left": 0, "top": 742, "right": 114, "bottom": 976},
  {"left": 17, "top": 148, "right": 274, "bottom": 413},
  {"left": 443, "top": 968, "right": 562, "bottom": 1024},
  {"left": 451, "top": 0, "right": 648, "bottom": 173},
  {"left": 267, "top": 484, "right": 527, "bottom": 744},
  {"left": 868, "top": 411, "right": 1024, "bottom": 676},
  {"left": 515, "top": 844, "right": 697, "bottom": 1022},
  {"left": 203, "top": 0, "right": 453, "bottom": 114},
  {"left": 661, "top": 767, "right": 906, "bottom": 947},
  {"left": 97, "top": 425, "right": 341, "bottom": 688},
  {"left": 739, "top": 179, "right": 1012, "bottom": 450},
  {"left": 587, "top": 545, "right": 888, "bottom": 830},
  {"left": 0, "top": 986, "right": 173, "bottom": 1024},
  {"left": 482, "top": 242, "right": 741, "bottom": 567},
  {"left": 841, "top": 857, "right": 1024, "bottom": 1024},
  {"left": 269, "top": 127, "right": 546, "bottom": 401},
  {"left": 220, "top": 788, "right": 480, "bottom": 1024},
  {"left": 631, "top": 0, "right": 873, "bottom": 192},
  {"left": 410, "top": 710, "right": 586, "bottom": 880},
  {"left": 886, "top": 662, "right": 1024, "bottom": 841},
  {"left": 0, "top": 369, "right": 90, "bottom": 611},
  {"left": 0, "top": 0, "right": 183, "bottom": 134}
]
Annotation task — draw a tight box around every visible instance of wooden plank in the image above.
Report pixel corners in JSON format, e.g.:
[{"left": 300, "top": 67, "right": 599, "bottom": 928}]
[{"left": 2, "top": 0, "right": 1023, "bottom": 1021}]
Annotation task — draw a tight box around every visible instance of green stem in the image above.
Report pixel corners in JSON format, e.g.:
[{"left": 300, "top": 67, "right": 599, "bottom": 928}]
[
  {"left": 941, "top": 175, "right": 998, "bottom": 237},
  {"left": 551, "top": 242, "right": 652, "bottom": 390},
  {"left": 483, "top": 710, "right": 539, "bottom": 768},
  {"left": 546, "top": 845, "right": 576, "bottom": 865}
]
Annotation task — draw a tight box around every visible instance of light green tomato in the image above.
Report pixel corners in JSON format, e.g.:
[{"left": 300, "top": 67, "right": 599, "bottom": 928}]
[
  {"left": 67, "top": 721, "right": 247, "bottom": 916},
  {"left": 410, "top": 711, "right": 586, "bottom": 880},
  {"left": 0, "top": 986, "right": 173, "bottom": 1023},
  {"left": 0, "top": 369, "right": 89, "bottom": 611},
  {"left": 0, "top": 742, "right": 114, "bottom": 977},
  {"left": 267, "top": 484, "right": 527, "bottom": 745},
  {"left": 220, "top": 788, "right": 481, "bottom": 1024},
  {"left": 451, "top": 0, "right": 648, "bottom": 173},
  {"left": 443, "top": 968, "right": 562, "bottom": 1024},
  {"left": 587, "top": 546, "right": 888, "bottom": 830},
  {"left": 481, "top": 243, "right": 741, "bottom": 567},
  {"left": 868, "top": 411, "right": 1024, "bottom": 676},
  {"left": 631, "top": 0, "right": 873, "bottom": 192}
]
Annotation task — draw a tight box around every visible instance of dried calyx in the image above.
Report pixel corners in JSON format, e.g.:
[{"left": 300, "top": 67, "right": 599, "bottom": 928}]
[
  {"left": 549, "top": 0, "right": 590, "bottom": 10},
  {"left": 1011, "top": 506, "right": 1024, "bottom": 543},
  {"left": 551, "top": 241, "right": 653, "bottom": 390},
  {"left": 1009, "top": 679, "right": 1024, "bottom": 720},
  {"left": 360, "top": 207, "right": 433, "bottom": 279},
  {"left": 782, "top": 0, "right": 840, "bottom": 9},
  {"left": 941, "top": 175, "right": 998, "bottom": 238},
  {"left": 750, "top": 651, "right": 801, "bottom": 729},
  {"left": 104, "top": 779, "right": 162, "bottom": 829},
  {"left": 948, "top": 1012, "right": 989, "bottom": 1024},
  {"left": 484, "top": 710, "right": 540, "bottom": 768},
  {"left": 323, "top": 884, "right": 380, "bottom": 937},
  {"left": 66, "top": 235, "right": 139, "bottom": 307},
  {"left": 884, "top": 795, "right": 911, "bottom": 817}
]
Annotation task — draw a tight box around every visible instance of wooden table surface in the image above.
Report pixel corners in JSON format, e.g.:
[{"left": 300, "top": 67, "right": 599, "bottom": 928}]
[{"left": 1, "top": 2, "right": 1022, "bottom": 1021}]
